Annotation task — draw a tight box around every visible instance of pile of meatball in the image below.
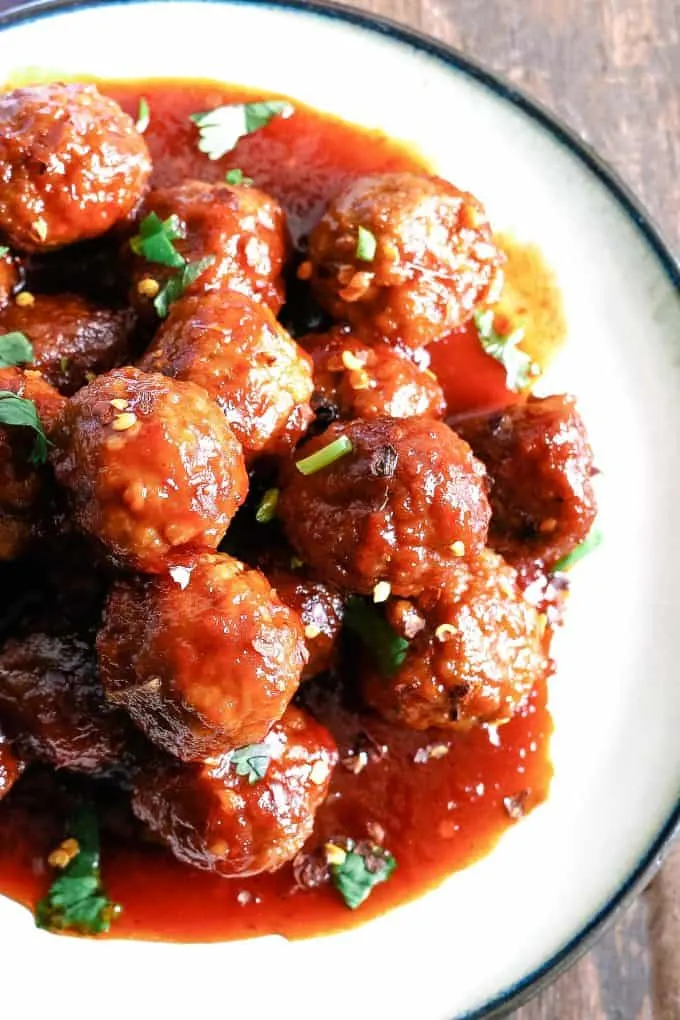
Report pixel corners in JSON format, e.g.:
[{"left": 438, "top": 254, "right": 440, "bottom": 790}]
[{"left": 0, "top": 82, "right": 597, "bottom": 879}]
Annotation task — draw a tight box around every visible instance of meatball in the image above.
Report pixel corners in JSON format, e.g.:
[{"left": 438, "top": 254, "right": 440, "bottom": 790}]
[
  {"left": 304, "top": 327, "right": 445, "bottom": 422},
  {"left": 307, "top": 172, "right": 502, "bottom": 348},
  {"left": 362, "top": 551, "right": 548, "bottom": 730},
  {"left": 97, "top": 552, "right": 308, "bottom": 761},
  {"left": 131, "top": 706, "right": 337, "bottom": 877},
  {"left": 0, "top": 724, "right": 24, "bottom": 800},
  {"left": 0, "top": 367, "right": 65, "bottom": 560},
  {"left": 0, "top": 293, "right": 134, "bottom": 395},
  {"left": 278, "top": 417, "right": 490, "bottom": 596},
  {"left": 265, "top": 569, "right": 344, "bottom": 680},
  {"left": 140, "top": 292, "right": 313, "bottom": 459},
  {"left": 453, "top": 395, "right": 597, "bottom": 569},
  {"left": 129, "top": 180, "right": 287, "bottom": 315},
  {"left": 0, "top": 632, "right": 135, "bottom": 777},
  {"left": 0, "top": 83, "right": 151, "bottom": 252},
  {"left": 52, "top": 367, "right": 247, "bottom": 572},
  {"left": 0, "top": 251, "right": 19, "bottom": 307}
]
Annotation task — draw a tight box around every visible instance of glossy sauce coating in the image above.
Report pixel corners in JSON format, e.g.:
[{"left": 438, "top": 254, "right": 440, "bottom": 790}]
[{"left": 0, "top": 79, "right": 565, "bottom": 942}]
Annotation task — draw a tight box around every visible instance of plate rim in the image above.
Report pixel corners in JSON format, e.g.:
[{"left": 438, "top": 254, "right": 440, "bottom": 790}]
[{"left": 0, "top": 0, "right": 678, "bottom": 1016}]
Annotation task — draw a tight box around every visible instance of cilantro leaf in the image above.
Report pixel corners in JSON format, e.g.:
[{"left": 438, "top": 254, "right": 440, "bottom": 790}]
[
  {"left": 230, "top": 742, "right": 271, "bottom": 784},
  {"left": 35, "top": 806, "right": 120, "bottom": 936},
  {"left": 473, "top": 309, "right": 537, "bottom": 392},
  {"left": 225, "top": 168, "right": 253, "bottom": 186},
  {"left": 130, "top": 212, "right": 186, "bottom": 269},
  {"left": 344, "top": 596, "right": 409, "bottom": 677},
  {"left": 356, "top": 226, "right": 377, "bottom": 262},
  {"left": 190, "top": 100, "right": 294, "bottom": 160},
  {"left": 553, "top": 525, "right": 603, "bottom": 573},
  {"left": 0, "top": 331, "right": 33, "bottom": 368},
  {"left": 135, "top": 96, "right": 150, "bottom": 134},
  {"left": 0, "top": 246, "right": 9, "bottom": 258},
  {"left": 153, "top": 256, "right": 216, "bottom": 318},
  {"left": 331, "top": 845, "right": 396, "bottom": 910},
  {"left": 0, "top": 390, "right": 49, "bottom": 464}
]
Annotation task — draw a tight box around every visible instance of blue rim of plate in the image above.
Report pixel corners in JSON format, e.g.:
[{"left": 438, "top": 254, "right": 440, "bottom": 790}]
[{"left": 0, "top": 0, "right": 678, "bottom": 1016}]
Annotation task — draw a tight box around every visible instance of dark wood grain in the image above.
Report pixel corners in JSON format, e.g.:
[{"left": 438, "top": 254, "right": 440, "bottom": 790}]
[{"left": 341, "top": 1, "right": 679, "bottom": 1017}]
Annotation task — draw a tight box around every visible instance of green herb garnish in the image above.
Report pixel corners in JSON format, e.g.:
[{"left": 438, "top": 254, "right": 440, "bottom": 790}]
[
  {"left": 130, "top": 212, "right": 186, "bottom": 269},
  {"left": 135, "top": 96, "right": 150, "bottom": 134},
  {"left": 473, "top": 309, "right": 537, "bottom": 392},
  {"left": 356, "top": 226, "right": 377, "bottom": 262},
  {"left": 190, "top": 100, "right": 294, "bottom": 160},
  {"left": 35, "top": 806, "right": 121, "bottom": 935},
  {"left": 153, "top": 256, "right": 216, "bottom": 318},
  {"left": 255, "top": 487, "right": 279, "bottom": 524},
  {"left": 0, "top": 246, "right": 9, "bottom": 258},
  {"left": 0, "top": 390, "right": 49, "bottom": 464},
  {"left": 59, "top": 356, "right": 70, "bottom": 375},
  {"left": 330, "top": 844, "right": 396, "bottom": 910},
  {"left": 296, "top": 435, "right": 353, "bottom": 476},
  {"left": 225, "top": 168, "right": 253, "bottom": 186},
  {"left": 0, "top": 331, "right": 33, "bottom": 368},
  {"left": 553, "top": 526, "right": 603, "bottom": 573},
  {"left": 344, "top": 596, "right": 409, "bottom": 677},
  {"left": 231, "top": 743, "right": 271, "bottom": 785}
]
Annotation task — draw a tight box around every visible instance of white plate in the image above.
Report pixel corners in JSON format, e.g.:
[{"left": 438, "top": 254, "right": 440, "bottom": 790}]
[{"left": 1, "top": 2, "right": 679, "bottom": 1018}]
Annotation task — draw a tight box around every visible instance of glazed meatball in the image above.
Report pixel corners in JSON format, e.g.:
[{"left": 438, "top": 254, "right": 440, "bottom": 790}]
[
  {"left": 0, "top": 293, "right": 134, "bottom": 395},
  {"left": 0, "top": 632, "right": 135, "bottom": 777},
  {"left": 140, "top": 292, "right": 313, "bottom": 459},
  {"left": 97, "top": 552, "right": 308, "bottom": 761},
  {"left": 129, "top": 180, "right": 287, "bottom": 315},
  {"left": 0, "top": 83, "right": 151, "bottom": 252},
  {"left": 278, "top": 417, "right": 490, "bottom": 596},
  {"left": 0, "top": 367, "right": 65, "bottom": 560},
  {"left": 304, "top": 327, "right": 445, "bottom": 422},
  {"left": 265, "top": 569, "right": 344, "bottom": 680},
  {"left": 0, "top": 724, "right": 24, "bottom": 800},
  {"left": 0, "top": 251, "right": 19, "bottom": 307},
  {"left": 362, "top": 551, "right": 548, "bottom": 730},
  {"left": 307, "top": 172, "right": 503, "bottom": 348},
  {"left": 131, "top": 706, "right": 337, "bottom": 877},
  {"left": 453, "top": 395, "right": 597, "bottom": 569},
  {"left": 52, "top": 367, "right": 247, "bottom": 572}
]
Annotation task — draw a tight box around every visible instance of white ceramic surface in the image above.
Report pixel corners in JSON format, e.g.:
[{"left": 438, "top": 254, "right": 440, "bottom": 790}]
[{"left": 1, "top": 2, "right": 679, "bottom": 1018}]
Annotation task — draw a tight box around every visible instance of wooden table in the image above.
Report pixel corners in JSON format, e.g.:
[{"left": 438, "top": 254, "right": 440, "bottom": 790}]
[
  {"left": 340, "top": 1, "right": 679, "bottom": 1017},
  {"left": 0, "top": 0, "right": 677, "bottom": 1015}
]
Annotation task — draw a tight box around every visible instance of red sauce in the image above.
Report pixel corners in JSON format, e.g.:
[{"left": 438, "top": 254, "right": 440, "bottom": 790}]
[{"left": 0, "top": 79, "right": 561, "bottom": 941}]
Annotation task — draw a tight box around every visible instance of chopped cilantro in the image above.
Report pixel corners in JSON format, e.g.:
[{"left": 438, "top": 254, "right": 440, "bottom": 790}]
[
  {"left": 473, "top": 309, "right": 537, "bottom": 392},
  {"left": 331, "top": 844, "right": 396, "bottom": 910},
  {"left": 231, "top": 742, "right": 271, "bottom": 784},
  {"left": 35, "top": 806, "right": 120, "bottom": 936},
  {"left": 0, "top": 331, "right": 33, "bottom": 368},
  {"left": 130, "top": 212, "right": 186, "bottom": 269},
  {"left": 0, "top": 390, "right": 49, "bottom": 464},
  {"left": 135, "top": 96, "right": 150, "bottom": 134},
  {"left": 225, "top": 168, "right": 253, "bottom": 186},
  {"left": 0, "top": 246, "right": 9, "bottom": 258},
  {"left": 553, "top": 526, "right": 603, "bottom": 573},
  {"left": 255, "top": 487, "right": 279, "bottom": 524},
  {"left": 190, "top": 99, "right": 294, "bottom": 160},
  {"left": 296, "top": 435, "right": 353, "bottom": 475},
  {"left": 356, "top": 226, "right": 377, "bottom": 262},
  {"left": 344, "top": 596, "right": 409, "bottom": 677},
  {"left": 153, "top": 256, "right": 216, "bottom": 318}
]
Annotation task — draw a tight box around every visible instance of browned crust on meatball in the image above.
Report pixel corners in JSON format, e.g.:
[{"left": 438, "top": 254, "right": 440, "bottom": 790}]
[
  {"left": 52, "top": 367, "right": 248, "bottom": 572},
  {"left": 453, "top": 395, "right": 597, "bottom": 569},
  {"left": 0, "top": 253, "right": 20, "bottom": 308},
  {"left": 140, "top": 292, "right": 313, "bottom": 458},
  {"left": 308, "top": 172, "right": 503, "bottom": 348},
  {"left": 265, "top": 568, "right": 344, "bottom": 680},
  {"left": 0, "top": 723, "right": 24, "bottom": 800},
  {"left": 278, "top": 417, "right": 491, "bottom": 597},
  {"left": 97, "top": 553, "right": 308, "bottom": 761},
  {"left": 0, "top": 631, "right": 135, "bottom": 778},
  {"left": 129, "top": 180, "right": 287, "bottom": 316},
  {"left": 131, "top": 706, "right": 337, "bottom": 877},
  {"left": 0, "top": 83, "right": 151, "bottom": 252},
  {"left": 0, "top": 293, "right": 135, "bottom": 394},
  {"left": 303, "top": 326, "right": 445, "bottom": 421},
  {"left": 363, "top": 551, "right": 549, "bottom": 730}
]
